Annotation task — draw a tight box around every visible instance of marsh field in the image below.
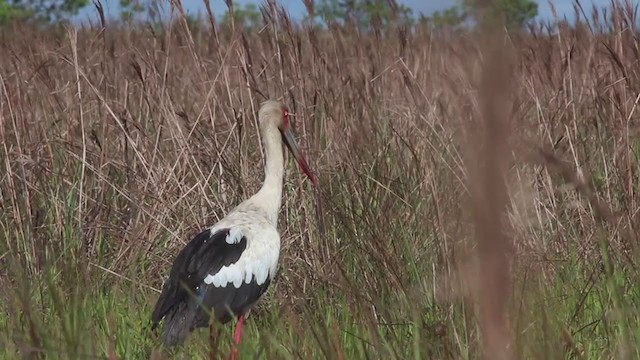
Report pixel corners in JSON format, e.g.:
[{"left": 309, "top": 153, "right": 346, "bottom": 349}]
[{"left": 1, "top": 1, "right": 640, "bottom": 359}]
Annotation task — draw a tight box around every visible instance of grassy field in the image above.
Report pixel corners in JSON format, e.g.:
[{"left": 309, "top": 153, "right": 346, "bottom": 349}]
[{"left": 1, "top": 1, "right": 640, "bottom": 359}]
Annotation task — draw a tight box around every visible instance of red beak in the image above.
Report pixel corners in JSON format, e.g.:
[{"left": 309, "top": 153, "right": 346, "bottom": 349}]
[{"left": 281, "top": 127, "right": 318, "bottom": 187}]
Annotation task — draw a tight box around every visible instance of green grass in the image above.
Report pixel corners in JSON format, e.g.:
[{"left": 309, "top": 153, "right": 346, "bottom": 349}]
[{"left": 3, "top": 246, "right": 638, "bottom": 359}]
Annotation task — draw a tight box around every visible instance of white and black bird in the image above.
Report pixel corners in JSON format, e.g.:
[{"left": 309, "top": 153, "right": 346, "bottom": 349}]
[{"left": 151, "top": 100, "right": 316, "bottom": 355}]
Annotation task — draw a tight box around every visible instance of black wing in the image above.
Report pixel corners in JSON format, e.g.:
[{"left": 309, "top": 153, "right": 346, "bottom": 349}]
[{"left": 151, "top": 227, "right": 247, "bottom": 346}]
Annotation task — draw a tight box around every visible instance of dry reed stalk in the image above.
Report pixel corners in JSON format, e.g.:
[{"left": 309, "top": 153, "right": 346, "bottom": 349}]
[{"left": 468, "top": 1, "right": 516, "bottom": 358}]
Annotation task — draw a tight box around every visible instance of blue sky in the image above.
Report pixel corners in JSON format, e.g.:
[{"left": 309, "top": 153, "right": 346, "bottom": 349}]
[{"left": 88, "top": 0, "right": 614, "bottom": 22}]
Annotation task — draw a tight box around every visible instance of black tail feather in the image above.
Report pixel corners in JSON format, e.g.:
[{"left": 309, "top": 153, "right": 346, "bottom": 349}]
[{"left": 156, "top": 302, "right": 197, "bottom": 347}]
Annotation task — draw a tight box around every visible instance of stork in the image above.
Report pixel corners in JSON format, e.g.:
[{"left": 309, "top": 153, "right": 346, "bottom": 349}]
[{"left": 151, "top": 100, "right": 316, "bottom": 358}]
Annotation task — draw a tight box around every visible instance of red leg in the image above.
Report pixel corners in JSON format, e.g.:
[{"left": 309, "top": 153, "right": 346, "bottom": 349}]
[
  {"left": 228, "top": 315, "right": 246, "bottom": 360},
  {"left": 233, "top": 315, "right": 246, "bottom": 345}
]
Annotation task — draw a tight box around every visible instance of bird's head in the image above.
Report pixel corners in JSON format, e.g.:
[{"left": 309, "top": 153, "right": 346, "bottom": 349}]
[{"left": 259, "top": 100, "right": 317, "bottom": 186}]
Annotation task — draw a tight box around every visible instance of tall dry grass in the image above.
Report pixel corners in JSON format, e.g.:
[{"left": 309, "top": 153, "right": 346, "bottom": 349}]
[{"left": 0, "top": 0, "right": 639, "bottom": 359}]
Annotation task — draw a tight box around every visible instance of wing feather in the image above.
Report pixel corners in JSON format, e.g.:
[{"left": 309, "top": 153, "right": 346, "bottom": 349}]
[{"left": 151, "top": 228, "right": 247, "bottom": 328}]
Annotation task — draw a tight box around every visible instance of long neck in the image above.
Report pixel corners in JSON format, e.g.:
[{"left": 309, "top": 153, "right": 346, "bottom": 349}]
[{"left": 251, "top": 125, "right": 284, "bottom": 225}]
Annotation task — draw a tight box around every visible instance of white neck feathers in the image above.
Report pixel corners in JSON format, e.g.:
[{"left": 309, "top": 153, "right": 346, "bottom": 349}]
[{"left": 245, "top": 123, "right": 284, "bottom": 225}]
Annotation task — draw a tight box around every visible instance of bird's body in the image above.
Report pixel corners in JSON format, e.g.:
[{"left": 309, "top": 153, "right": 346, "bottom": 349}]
[{"left": 151, "top": 100, "right": 315, "bottom": 355}]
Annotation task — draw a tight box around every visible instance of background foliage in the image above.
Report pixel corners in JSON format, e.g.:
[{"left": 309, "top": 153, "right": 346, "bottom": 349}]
[{"left": 0, "top": 0, "right": 539, "bottom": 29}]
